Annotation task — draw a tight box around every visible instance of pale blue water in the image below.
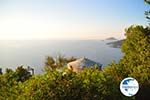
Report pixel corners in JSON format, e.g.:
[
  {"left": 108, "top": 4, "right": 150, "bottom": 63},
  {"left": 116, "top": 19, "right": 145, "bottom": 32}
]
[{"left": 0, "top": 40, "right": 123, "bottom": 73}]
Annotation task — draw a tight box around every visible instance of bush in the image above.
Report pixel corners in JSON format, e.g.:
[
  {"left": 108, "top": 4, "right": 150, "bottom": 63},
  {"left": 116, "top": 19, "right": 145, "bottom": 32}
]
[{"left": 16, "top": 68, "right": 130, "bottom": 100}]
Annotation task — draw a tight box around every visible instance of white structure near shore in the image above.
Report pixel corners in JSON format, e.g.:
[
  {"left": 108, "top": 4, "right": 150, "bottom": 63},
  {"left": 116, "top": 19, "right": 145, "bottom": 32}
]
[{"left": 67, "top": 57, "right": 102, "bottom": 72}]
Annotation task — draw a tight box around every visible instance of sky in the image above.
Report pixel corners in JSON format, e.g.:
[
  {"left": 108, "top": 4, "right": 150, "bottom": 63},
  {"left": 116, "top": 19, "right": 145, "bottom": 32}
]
[{"left": 0, "top": 0, "right": 149, "bottom": 40}]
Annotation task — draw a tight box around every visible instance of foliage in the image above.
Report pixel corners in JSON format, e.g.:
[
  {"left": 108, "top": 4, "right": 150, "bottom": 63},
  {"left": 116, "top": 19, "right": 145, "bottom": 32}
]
[
  {"left": 16, "top": 69, "right": 130, "bottom": 100},
  {"left": 44, "top": 55, "right": 76, "bottom": 71},
  {"left": 0, "top": 67, "right": 133, "bottom": 100},
  {"left": 104, "top": 25, "right": 150, "bottom": 100},
  {"left": 0, "top": 66, "right": 32, "bottom": 99},
  {"left": 121, "top": 25, "right": 150, "bottom": 67},
  {"left": 145, "top": 0, "right": 150, "bottom": 24},
  {"left": 145, "top": 0, "right": 150, "bottom": 4}
]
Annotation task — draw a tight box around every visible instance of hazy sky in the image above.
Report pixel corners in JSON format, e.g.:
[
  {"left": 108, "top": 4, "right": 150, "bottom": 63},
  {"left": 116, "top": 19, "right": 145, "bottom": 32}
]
[{"left": 0, "top": 0, "right": 149, "bottom": 40}]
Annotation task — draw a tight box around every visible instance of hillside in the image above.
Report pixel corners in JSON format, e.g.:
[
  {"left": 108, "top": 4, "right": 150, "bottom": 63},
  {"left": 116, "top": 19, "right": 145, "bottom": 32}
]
[{"left": 106, "top": 39, "right": 125, "bottom": 48}]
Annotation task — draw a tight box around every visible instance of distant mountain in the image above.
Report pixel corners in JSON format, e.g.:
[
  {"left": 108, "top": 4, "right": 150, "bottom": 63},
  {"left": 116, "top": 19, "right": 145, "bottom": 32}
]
[
  {"left": 107, "top": 39, "right": 125, "bottom": 48},
  {"left": 105, "top": 37, "right": 117, "bottom": 40}
]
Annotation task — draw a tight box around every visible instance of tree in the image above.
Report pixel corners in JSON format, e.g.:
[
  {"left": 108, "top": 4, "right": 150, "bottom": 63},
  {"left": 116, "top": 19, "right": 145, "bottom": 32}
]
[
  {"left": 45, "top": 56, "right": 56, "bottom": 70},
  {"left": 121, "top": 25, "right": 150, "bottom": 68},
  {"left": 15, "top": 66, "right": 31, "bottom": 82},
  {"left": 0, "top": 66, "right": 32, "bottom": 99},
  {"left": 3, "top": 66, "right": 32, "bottom": 83},
  {"left": 145, "top": 0, "right": 150, "bottom": 4},
  {"left": 44, "top": 55, "right": 76, "bottom": 71},
  {"left": 145, "top": 0, "right": 150, "bottom": 25},
  {"left": 110, "top": 25, "right": 150, "bottom": 100}
]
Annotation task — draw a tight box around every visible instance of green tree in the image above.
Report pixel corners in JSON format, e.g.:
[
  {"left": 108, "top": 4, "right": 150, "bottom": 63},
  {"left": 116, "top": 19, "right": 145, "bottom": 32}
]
[
  {"left": 45, "top": 56, "right": 56, "bottom": 70},
  {"left": 15, "top": 66, "right": 32, "bottom": 82},
  {"left": 145, "top": 0, "right": 150, "bottom": 25},
  {"left": 44, "top": 55, "right": 76, "bottom": 71},
  {"left": 105, "top": 25, "right": 150, "bottom": 100},
  {"left": 121, "top": 25, "right": 150, "bottom": 67},
  {"left": 145, "top": 0, "right": 150, "bottom": 4},
  {"left": 0, "top": 66, "right": 32, "bottom": 99}
]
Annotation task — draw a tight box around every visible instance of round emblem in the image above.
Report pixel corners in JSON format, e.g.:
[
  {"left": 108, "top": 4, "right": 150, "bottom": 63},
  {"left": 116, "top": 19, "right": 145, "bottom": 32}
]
[{"left": 120, "top": 77, "right": 139, "bottom": 97}]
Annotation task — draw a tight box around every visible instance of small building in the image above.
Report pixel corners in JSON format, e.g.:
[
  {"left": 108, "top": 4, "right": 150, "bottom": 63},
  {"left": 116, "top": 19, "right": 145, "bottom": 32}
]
[{"left": 67, "top": 57, "right": 102, "bottom": 72}]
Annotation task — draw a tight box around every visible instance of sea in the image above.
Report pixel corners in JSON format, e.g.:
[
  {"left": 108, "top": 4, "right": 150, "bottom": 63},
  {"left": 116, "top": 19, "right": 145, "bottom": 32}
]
[{"left": 0, "top": 40, "right": 123, "bottom": 74}]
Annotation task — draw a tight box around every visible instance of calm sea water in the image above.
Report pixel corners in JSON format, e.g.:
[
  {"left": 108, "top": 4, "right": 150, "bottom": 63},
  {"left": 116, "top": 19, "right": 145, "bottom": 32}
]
[{"left": 0, "top": 40, "right": 123, "bottom": 73}]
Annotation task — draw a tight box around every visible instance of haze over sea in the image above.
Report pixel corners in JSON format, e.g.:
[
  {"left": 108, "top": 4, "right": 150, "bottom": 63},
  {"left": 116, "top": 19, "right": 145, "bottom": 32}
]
[
  {"left": 0, "top": 39, "right": 123, "bottom": 73},
  {"left": 0, "top": 0, "right": 146, "bottom": 74}
]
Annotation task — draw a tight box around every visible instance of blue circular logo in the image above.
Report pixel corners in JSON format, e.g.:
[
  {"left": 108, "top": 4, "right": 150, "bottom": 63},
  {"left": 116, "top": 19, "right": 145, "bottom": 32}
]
[{"left": 120, "top": 77, "right": 139, "bottom": 97}]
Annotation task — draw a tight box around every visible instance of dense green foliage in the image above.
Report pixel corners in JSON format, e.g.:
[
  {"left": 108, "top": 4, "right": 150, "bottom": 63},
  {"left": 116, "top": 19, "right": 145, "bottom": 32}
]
[
  {"left": 0, "top": 25, "right": 150, "bottom": 100},
  {"left": 0, "top": 68, "right": 130, "bottom": 100},
  {"left": 105, "top": 25, "right": 150, "bottom": 100},
  {"left": 0, "top": 66, "right": 31, "bottom": 99}
]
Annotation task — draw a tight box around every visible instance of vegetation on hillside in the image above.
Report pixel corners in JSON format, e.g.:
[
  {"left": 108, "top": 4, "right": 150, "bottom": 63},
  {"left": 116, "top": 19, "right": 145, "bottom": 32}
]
[{"left": 0, "top": 25, "right": 149, "bottom": 100}]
